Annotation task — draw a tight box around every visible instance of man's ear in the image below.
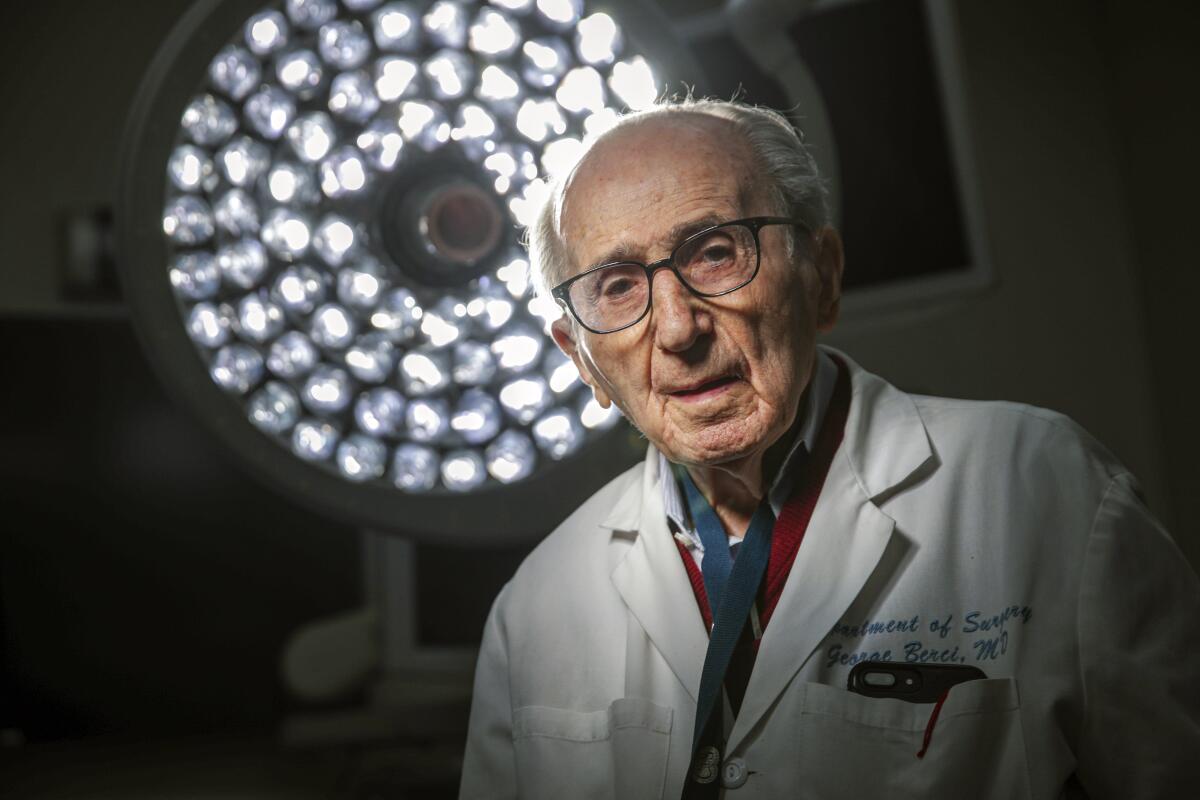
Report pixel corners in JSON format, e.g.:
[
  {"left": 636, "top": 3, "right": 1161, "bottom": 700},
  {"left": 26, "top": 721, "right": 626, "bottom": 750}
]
[
  {"left": 811, "top": 225, "right": 844, "bottom": 332},
  {"left": 550, "top": 315, "right": 613, "bottom": 408}
]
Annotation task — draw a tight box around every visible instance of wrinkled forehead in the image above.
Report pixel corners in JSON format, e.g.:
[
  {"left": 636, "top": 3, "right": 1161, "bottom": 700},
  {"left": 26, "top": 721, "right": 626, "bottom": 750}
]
[{"left": 558, "top": 115, "right": 761, "bottom": 272}]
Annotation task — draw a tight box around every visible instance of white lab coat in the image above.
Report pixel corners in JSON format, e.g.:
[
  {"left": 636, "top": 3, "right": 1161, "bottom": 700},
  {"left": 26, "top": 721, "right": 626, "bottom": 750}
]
[{"left": 460, "top": 347, "right": 1200, "bottom": 799}]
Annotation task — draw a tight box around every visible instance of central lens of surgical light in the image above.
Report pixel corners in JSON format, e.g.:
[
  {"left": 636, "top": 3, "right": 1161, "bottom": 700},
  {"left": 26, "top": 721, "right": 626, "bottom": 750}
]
[{"left": 423, "top": 181, "right": 503, "bottom": 265}]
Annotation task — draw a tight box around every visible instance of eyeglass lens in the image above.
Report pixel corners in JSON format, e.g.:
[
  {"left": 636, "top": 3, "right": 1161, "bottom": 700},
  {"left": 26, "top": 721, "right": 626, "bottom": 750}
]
[{"left": 567, "top": 223, "right": 758, "bottom": 332}]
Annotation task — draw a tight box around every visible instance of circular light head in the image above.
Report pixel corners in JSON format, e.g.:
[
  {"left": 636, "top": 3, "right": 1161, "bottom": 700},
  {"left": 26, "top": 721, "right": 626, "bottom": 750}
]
[{"left": 117, "top": 0, "right": 705, "bottom": 542}]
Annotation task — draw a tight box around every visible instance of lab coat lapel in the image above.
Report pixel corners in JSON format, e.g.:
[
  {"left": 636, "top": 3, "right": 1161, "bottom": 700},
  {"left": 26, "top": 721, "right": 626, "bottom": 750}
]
[
  {"left": 726, "top": 455, "right": 895, "bottom": 750},
  {"left": 608, "top": 449, "right": 709, "bottom": 702},
  {"left": 727, "top": 350, "right": 935, "bottom": 752}
]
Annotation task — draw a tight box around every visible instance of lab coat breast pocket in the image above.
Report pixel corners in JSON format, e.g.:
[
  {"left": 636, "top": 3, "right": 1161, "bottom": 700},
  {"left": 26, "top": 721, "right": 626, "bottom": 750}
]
[
  {"left": 795, "top": 678, "right": 1032, "bottom": 799},
  {"left": 512, "top": 697, "right": 674, "bottom": 800}
]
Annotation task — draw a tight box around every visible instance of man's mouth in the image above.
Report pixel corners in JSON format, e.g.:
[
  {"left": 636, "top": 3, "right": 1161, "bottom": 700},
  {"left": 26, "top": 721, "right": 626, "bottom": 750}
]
[{"left": 667, "top": 375, "right": 741, "bottom": 401}]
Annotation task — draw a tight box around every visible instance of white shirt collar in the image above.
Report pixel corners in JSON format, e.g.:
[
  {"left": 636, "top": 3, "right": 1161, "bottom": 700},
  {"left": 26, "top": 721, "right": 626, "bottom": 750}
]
[{"left": 660, "top": 347, "right": 839, "bottom": 551}]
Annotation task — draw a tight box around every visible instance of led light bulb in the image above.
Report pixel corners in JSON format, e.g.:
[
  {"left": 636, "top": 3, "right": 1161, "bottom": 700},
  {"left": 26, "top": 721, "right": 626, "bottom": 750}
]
[
  {"left": 217, "top": 238, "right": 270, "bottom": 289},
  {"left": 575, "top": 12, "right": 621, "bottom": 66},
  {"left": 520, "top": 37, "right": 569, "bottom": 88},
  {"left": 556, "top": 67, "right": 605, "bottom": 114},
  {"left": 495, "top": 256, "right": 532, "bottom": 300},
  {"left": 168, "top": 145, "right": 216, "bottom": 192},
  {"left": 245, "top": 11, "right": 289, "bottom": 56},
  {"left": 441, "top": 449, "right": 486, "bottom": 491},
  {"left": 491, "top": 325, "right": 543, "bottom": 373},
  {"left": 319, "top": 147, "right": 370, "bottom": 197},
  {"left": 419, "top": 297, "right": 466, "bottom": 349},
  {"left": 336, "top": 433, "right": 388, "bottom": 481},
  {"left": 451, "top": 103, "right": 497, "bottom": 144},
  {"left": 370, "top": 287, "right": 421, "bottom": 341},
  {"left": 217, "top": 135, "right": 271, "bottom": 187},
  {"left": 545, "top": 348, "right": 581, "bottom": 393},
  {"left": 292, "top": 418, "right": 339, "bottom": 461},
  {"left": 236, "top": 292, "right": 286, "bottom": 343},
  {"left": 312, "top": 213, "right": 361, "bottom": 266},
  {"left": 318, "top": 20, "right": 371, "bottom": 70},
  {"left": 328, "top": 70, "right": 380, "bottom": 123},
  {"left": 477, "top": 64, "right": 521, "bottom": 104},
  {"left": 609, "top": 56, "right": 658, "bottom": 111},
  {"left": 423, "top": 1, "right": 467, "bottom": 49},
  {"left": 302, "top": 364, "right": 354, "bottom": 413},
  {"left": 249, "top": 381, "right": 302, "bottom": 434},
  {"left": 406, "top": 397, "right": 450, "bottom": 442},
  {"left": 397, "top": 100, "right": 451, "bottom": 150},
  {"left": 163, "top": 195, "right": 214, "bottom": 246},
  {"left": 372, "top": 3, "right": 420, "bottom": 51},
  {"left": 213, "top": 188, "right": 260, "bottom": 237},
  {"left": 579, "top": 392, "right": 620, "bottom": 429},
  {"left": 373, "top": 57, "right": 418, "bottom": 102},
  {"left": 489, "top": 0, "right": 533, "bottom": 12},
  {"left": 515, "top": 98, "right": 565, "bottom": 143},
  {"left": 187, "top": 301, "right": 233, "bottom": 348},
  {"left": 286, "top": 111, "right": 337, "bottom": 163},
  {"left": 272, "top": 264, "right": 328, "bottom": 316},
  {"left": 452, "top": 340, "right": 497, "bottom": 386},
  {"left": 536, "top": 0, "right": 582, "bottom": 29},
  {"left": 260, "top": 208, "right": 312, "bottom": 259},
  {"left": 400, "top": 350, "right": 451, "bottom": 395},
  {"left": 267, "top": 331, "right": 320, "bottom": 378},
  {"left": 276, "top": 49, "right": 325, "bottom": 99},
  {"left": 392, "top": 443, "right": 439, "bottom": 491},
  {"left": 498, "top": 375, "right": 550, "bottom": 424},
  {"left": 344, "top": 332, "right": 397, "bottom": 383},
  {"left": 424, "top": 49, "right": 474, "bottom": 101},
  {"left": 485, "top": 430, "right": 537, "bottom": 483},
  {"left": 532, "top": 406, "right": 583, "bottom": 459},
  {"left": 170, "top": 252, "right": 220, "bottom": 300},
  {"left": 469, "top": 8, "right": 520, "bottom": 57},
  {"left": 336, "top": 257, "right": 388, "bottom": 310},
  {"left": 310, "top": 303, "right": 358, "bottom": 350},
  {"left": 211, "top": 344, "right": 265, "bottom": 394},
  {"left": 540, "top": 136, "right": 584, "bottom": 180},
  {"left": 287, "top": 0, "right": 338, "bottom": 30},
  {"left": 244, "top": 86, "right": 296, "bottom": 140},
  {"left": 356, "top": 118, "right": 405, "bottom": 170},
  {"left": 451, "top": 389, "right": 502, "bottom": 445},
  {"left": 265, "top": 162, "right": 319, "bottom": 206}
]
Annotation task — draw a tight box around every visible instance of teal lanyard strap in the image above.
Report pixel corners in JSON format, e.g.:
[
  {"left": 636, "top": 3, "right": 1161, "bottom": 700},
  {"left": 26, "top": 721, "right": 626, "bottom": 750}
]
[{"left": 679, "top": 469, "right": 775, "bottom": 750}]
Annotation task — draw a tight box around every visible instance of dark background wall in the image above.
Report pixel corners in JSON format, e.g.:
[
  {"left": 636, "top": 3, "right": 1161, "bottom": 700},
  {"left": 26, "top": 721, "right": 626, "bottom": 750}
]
[{"left": 0, "top": 0, "right": 1196, "bottom": 794}]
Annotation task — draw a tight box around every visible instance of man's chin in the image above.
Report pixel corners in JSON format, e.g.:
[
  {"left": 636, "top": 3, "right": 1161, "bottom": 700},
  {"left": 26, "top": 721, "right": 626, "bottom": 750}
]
[{"left": 657, "top": 424, "right": 768, "bottom": 469}]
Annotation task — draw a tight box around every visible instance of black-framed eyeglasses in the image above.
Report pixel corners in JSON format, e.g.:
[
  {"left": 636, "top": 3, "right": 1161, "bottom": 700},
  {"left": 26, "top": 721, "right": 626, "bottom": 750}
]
[{"left": 551, "top": 216, "right": 807, "bottom": 334}]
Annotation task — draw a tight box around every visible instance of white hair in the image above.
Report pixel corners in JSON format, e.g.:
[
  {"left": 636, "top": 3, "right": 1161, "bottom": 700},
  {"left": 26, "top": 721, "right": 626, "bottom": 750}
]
[{"left": 526, "top": 97, "right": 830, "bottom": 300}]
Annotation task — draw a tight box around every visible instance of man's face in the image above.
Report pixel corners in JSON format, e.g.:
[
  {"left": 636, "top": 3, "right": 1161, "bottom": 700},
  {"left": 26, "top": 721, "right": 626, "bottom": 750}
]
[{"left": 551, "top": 115, "right": 842, "bottom": 470}]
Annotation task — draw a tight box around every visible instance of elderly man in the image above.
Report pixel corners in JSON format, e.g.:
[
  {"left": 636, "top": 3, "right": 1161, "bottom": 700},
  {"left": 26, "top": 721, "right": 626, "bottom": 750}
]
[{"left": 459, "top": 99, "right": 1200, "bottom": 799}]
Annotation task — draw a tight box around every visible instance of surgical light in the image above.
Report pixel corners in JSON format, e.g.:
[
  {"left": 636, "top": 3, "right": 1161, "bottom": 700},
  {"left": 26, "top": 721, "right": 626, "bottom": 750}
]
[{"left": 118, "top": 0, "right": 697, "bottom": 541}]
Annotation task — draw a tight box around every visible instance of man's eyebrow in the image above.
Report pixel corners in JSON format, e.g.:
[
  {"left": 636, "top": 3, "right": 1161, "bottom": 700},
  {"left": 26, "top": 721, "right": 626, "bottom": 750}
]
[{"left": 586, "top": 214, "right": 727, "bottom": 269}]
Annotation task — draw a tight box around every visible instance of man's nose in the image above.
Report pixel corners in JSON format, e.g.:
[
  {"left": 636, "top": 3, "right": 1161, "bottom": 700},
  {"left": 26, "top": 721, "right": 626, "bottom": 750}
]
[{"left": 649, "top": 268, "right": 708, "bottom": 352}]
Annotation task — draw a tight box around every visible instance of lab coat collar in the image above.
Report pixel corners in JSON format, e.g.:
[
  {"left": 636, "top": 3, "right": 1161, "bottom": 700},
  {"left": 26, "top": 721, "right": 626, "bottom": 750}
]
[
  {"left": 606, "top": 449, "right": 710, "bottom": 702},
  {"left": 827, "top": 345, "right": 935, "bottom": 503},
  {"left": 601, "top": 459, "right": 644, "bottom": 532}
]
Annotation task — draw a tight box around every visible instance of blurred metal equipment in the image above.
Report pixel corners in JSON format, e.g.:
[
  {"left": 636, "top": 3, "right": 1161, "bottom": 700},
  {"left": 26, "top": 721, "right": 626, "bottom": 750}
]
[
  {"left": 116, "top": 0, "right": 703, "bottom": 545},
  {"left": 281, "top": 533, "right": 474, "bottom": 744}
]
